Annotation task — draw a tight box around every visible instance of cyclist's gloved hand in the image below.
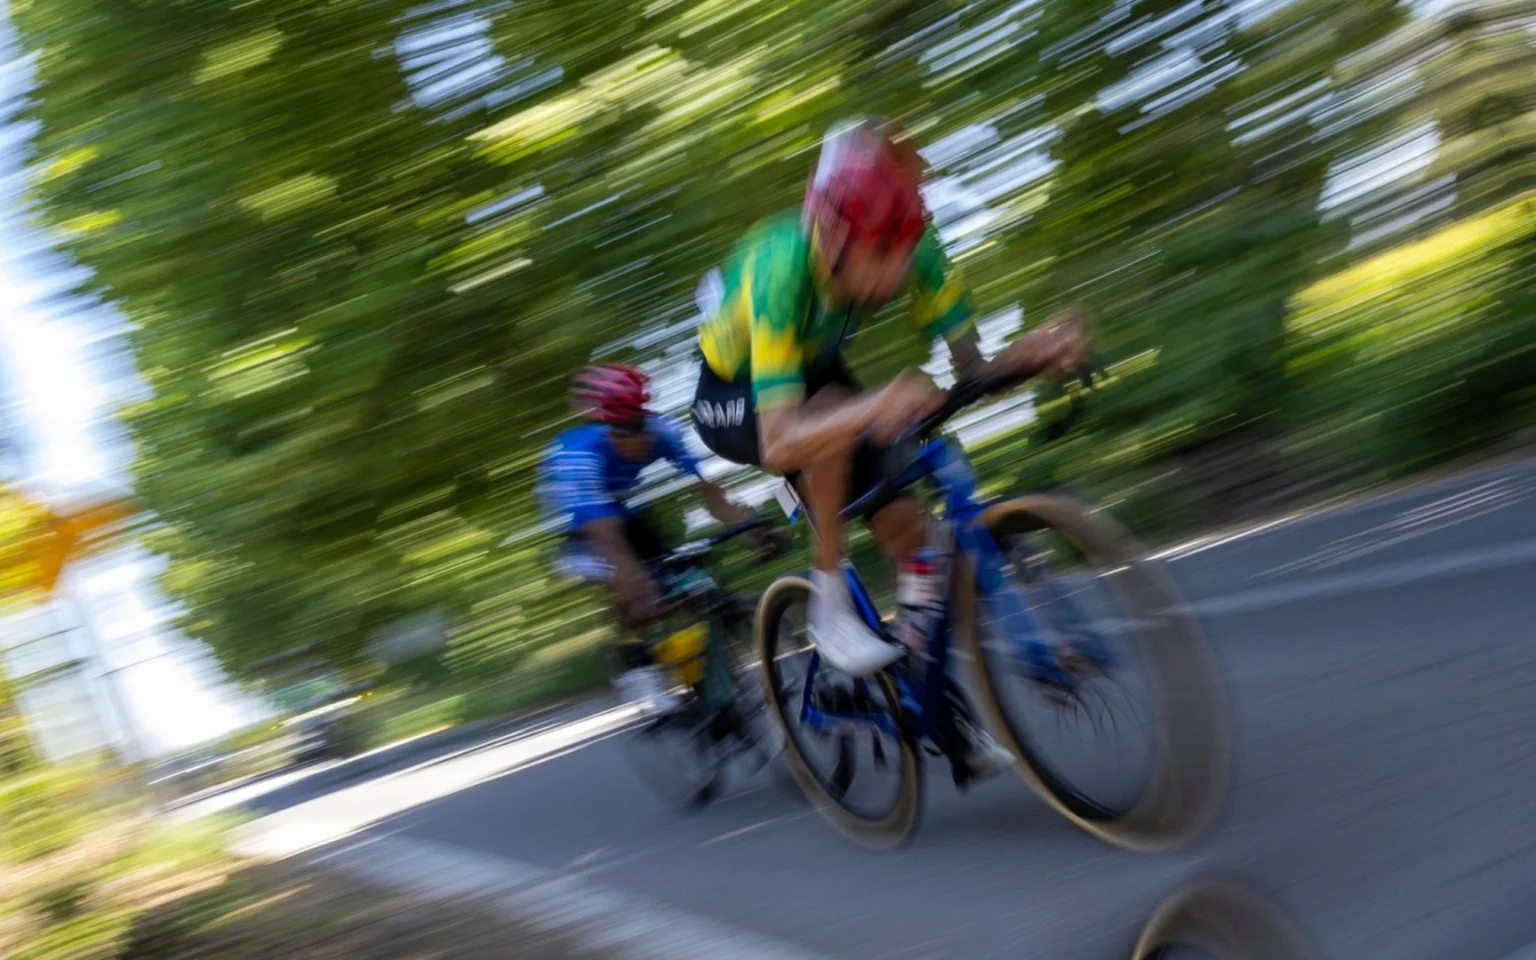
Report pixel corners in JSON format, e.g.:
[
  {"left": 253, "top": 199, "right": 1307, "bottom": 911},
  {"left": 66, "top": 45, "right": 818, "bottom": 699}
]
[
  {"left": 999, "top": 307, "right": 1092, "bottom": 383},
  {"left": 751, "top": 526, "right": 790, "bottom": 560},
  {"left": 1039, "top": 307, "right": 1093, "bottom": 379}
]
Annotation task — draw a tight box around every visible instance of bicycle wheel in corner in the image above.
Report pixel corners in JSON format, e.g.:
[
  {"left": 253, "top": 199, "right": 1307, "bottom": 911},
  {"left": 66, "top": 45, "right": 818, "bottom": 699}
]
[
  {"left": 619, "top": 697, "right": 723, "bottom": 809},
  {"left": 955, "top": 493, "right": 1229, "bottom": 851},
  {"left": 712, "top": 609, "right": 791, "bottom": 790},
  {"left": 754, "top": 574, "right": 922, "bottom": 849},
  {"left": 1132, "top": 879, "right": 1316, "bottom": 960},
  {"left": 609, "top": 646, "right": 722, "bottom": 810}
]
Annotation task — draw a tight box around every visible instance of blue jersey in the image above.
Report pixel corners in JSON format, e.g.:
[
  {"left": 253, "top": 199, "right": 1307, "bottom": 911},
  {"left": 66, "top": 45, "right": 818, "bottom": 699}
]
[{"left": 538, "top": 414, "right": 704, "bottom": 534}]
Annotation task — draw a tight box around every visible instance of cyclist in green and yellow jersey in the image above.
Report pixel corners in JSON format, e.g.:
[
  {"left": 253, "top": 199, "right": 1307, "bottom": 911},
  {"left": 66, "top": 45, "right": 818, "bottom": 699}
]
[{"left": 691, "top": 117, "right": 1088, "bottom": 690}]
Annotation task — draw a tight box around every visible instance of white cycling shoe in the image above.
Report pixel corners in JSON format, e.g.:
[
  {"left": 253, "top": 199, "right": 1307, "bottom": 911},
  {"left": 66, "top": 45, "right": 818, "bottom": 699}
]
[
  {"left": 614, "top": 665, "right": 682, "bottom": 715},
  {"left": 809, "top": 569, "right": 904, "bottom": 677}
]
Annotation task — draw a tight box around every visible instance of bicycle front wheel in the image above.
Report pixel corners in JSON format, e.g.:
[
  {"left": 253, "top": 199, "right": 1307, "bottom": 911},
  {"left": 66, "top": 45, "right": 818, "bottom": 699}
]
[
  {"left": 956, "top": 494, "right": 1229, "bottom": 851},
  {"left": 755, "top": 575, "right": 922, "bottom": 849},
  {"left": 1132, "top": 879, "right": 1316, "bottom": 960}
]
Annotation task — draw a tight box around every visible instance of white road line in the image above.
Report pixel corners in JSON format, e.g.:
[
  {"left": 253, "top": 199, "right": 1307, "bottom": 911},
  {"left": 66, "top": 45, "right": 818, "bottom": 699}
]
[
  {"left": 1183, "top": 536, "right": 1536, "bottom": 617},
  {"left": 1250, "top": 477, "right": 1529, "bottom": 580},
  {"left": 1152, "top": 460, "right": 1536, "bottom": 562},
  {"left": 315, "top": 834, "right": 842, "bottom": 960},
  {"left": 699, "top": 811, "right": 811, "bottom": 847},
  {"left": 232, "top": 706, "right": 641, "bottom": 860}
]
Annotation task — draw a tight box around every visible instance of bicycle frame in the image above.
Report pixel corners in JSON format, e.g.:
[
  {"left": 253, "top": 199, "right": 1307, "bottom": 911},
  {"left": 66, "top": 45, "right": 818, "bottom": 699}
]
[
  {"left": 648, "top": 518, "right": 771, "bottom": 715},
  {"left": 648, "top": 568, "right": 731, "bottom": 714},
  {"left": 796, "top": 435, "right": 1066, "bottom": 743}
]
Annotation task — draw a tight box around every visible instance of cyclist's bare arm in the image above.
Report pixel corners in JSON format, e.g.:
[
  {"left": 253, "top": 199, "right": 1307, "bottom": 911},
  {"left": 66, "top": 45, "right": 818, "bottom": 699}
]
[
  {"left": 580, "top": 516, "right": 658, "bottom": 624},
  {"left": 695, "top": 478, "right": 755, "bottom": 525},
  {"left": 757, "top": 374, "right": 940, "bottom": 475},
  {"left": 946, "top": 310, "right": 1090, "bottom": 384},
  {"left": 948, "top": 329, "right": 988, "bottom": 380},
  {"left": 757, "top": 396, "right": 883, "bottom": 475},
  {"left": 695, "top": 478, "right": 785, "bottom": 556}
]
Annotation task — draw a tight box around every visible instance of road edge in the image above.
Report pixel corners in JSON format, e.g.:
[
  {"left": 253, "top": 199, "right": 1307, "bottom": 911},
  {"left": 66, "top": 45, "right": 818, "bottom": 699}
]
[
  {"left": 1151, "top": 448, "right": 1536, "bottom": 562},
  {"left": 305, "top": 833, "right": 842, "bottom": 960}
]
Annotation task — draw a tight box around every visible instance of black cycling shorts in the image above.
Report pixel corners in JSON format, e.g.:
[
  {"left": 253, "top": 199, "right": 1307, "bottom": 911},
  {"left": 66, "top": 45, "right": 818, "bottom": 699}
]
[
  {"left": 554, "top": 510, "right": 670, "bottom": 584},
  {"left": 690, "top": 359, "right": 901, "bottom": 521}
]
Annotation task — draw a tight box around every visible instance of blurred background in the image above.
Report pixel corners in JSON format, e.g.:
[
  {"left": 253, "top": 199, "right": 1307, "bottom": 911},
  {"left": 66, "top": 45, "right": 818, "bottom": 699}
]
[{"left": 2, "top": 0, "right": 1535, "bottom": 956}]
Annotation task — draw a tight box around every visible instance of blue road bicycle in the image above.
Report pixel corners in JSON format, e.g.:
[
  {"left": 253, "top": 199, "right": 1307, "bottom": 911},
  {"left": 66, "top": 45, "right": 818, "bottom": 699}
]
[{"left": 754, "top": 372, "right": 1229, "bottom": 849}]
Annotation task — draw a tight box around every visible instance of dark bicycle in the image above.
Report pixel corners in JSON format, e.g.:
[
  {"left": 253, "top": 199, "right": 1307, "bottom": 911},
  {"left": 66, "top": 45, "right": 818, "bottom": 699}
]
[{"left": 616, "top": 516, "right": 786, "bottom": 808}]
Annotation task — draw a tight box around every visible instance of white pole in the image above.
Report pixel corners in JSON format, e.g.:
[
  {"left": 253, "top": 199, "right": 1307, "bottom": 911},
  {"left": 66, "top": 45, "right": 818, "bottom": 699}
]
[{"left": 53, "top": 584, "right": 145, "bottom": 764}]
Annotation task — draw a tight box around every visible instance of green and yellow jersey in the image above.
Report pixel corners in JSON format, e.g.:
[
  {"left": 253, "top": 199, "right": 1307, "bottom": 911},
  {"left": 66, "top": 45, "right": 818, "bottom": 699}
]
[{"left": 697, "top": 211, "right": 976, "bottom": 411}]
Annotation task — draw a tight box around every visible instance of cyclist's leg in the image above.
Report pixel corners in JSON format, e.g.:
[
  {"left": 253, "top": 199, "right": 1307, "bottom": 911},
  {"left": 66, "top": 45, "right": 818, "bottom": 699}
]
[
  {"left": 796, "top": 387, "right": 857, "bottom": 571},
  {"left": 829, "top": 389, "right": 1014, "bottom": 780},
  {"left": 621, "top": 509, "right": 672, "bottom": 567},
  {"left": 783, "top": 382, "right": 908, "bottom": 674},
  {"left": 863, "top": 482, "right": 929, "bottom": 561},
  {"left": 846, "top": 486, "right": 1012, "bottom": 779},
  {"left": 693, "top": 361, "right": 898, "bottom": 674},
  {"left": 819, "top": 362, "right": 929, "bottom": 565},
  {"left": 554, "top": 536, "right": 678, "bottom": 713},
  {"left": 693, "top": 359, "right": 1005, "bottom": 773}
]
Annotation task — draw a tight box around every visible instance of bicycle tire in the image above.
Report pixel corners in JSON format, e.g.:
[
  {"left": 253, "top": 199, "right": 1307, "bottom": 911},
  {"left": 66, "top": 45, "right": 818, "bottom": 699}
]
[
  {"left": 754, "top": 574, "right": 923, "bottom": 849},
  {"left": 955, "top": 494, "right": 1229, "bottom": 851},
  {"left": 608, "top": 647, "right": 721, "bottom": 810},
  {"left": 1132, "top": 879, "right": 1316, "bottom": 960},
  {"left": 714, "top": 612, "right": 794, "bottom": 792}
]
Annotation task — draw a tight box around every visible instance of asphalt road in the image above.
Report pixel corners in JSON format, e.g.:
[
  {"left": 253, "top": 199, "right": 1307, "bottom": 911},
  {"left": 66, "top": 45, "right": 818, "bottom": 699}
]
[{"left": 261, "top": 456, "right": 1536, "bottom": 960}]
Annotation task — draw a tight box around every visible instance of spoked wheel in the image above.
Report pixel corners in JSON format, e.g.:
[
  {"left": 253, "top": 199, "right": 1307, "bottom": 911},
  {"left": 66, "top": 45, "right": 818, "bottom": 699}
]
[
  {"left": 715, "top": 612, "right": 790, "bottom": 786},
  {"left": 755, "top": 575, "right": 922, "bottom": 849},
  {"left": 956, "top": 494, "right": 1229, "bottom": 850},
  {"left": 619, "top": 696, "right": 724, "bottom": 809},
  {"left": 1132, "top": 880, "right": 1316, "bottom": 960}
]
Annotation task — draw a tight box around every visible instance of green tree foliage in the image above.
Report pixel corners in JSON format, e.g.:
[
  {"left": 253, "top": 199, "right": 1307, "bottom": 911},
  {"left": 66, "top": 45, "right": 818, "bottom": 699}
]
[
  {"left": 11, "top": 0, "right": 1536, "bottom": 678},
  {"left": 1288, "top": 192, "right": 1536, "bottom": 476},
  {"left": 1004, "top": 0, "right": 1409, "bottom": 532}
]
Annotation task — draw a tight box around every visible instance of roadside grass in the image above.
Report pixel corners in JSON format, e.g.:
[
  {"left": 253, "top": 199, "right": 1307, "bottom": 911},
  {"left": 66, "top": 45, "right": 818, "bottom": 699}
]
[
  {"left": 0, "top": 760, "right": 244, "bottom": 960},
  {"left": 121, "top": 858, "right": 603, "bottom": 960},
  {"left": 1, "top": 759, "right": 603, "bottom": 960}
]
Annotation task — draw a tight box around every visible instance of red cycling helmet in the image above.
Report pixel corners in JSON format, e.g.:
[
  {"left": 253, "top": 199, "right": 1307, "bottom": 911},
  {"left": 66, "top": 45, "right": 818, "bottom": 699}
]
[
  {"left": 804, "top": 119, "right": 927, "bottom": 259},
  {"left": 573, "top": 363, "right": 651, "bottom": 425}
]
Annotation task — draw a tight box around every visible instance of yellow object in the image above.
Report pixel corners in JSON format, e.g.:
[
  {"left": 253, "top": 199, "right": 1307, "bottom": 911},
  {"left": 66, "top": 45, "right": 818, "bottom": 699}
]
[
  {"left": 0, "top": 490, "right": 135, "bottom": 607},
  {"left": 653, "top": 623, "right": 709, "bottom": 686}
]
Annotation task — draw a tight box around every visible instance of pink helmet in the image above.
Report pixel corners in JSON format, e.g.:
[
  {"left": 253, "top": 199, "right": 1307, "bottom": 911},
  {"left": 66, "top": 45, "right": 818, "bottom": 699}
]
[
  {"left": 572, "top": 363, "right": 650, "bottom": 424},
  {"left": 804, "top": 119, "right": 927, "bottom": 256}
]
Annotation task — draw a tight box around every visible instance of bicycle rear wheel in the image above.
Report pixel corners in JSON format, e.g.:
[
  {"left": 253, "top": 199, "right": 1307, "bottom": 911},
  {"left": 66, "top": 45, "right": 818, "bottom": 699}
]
[
  {"left": 609, "top": 642, "right": 723, "bottom": 809},
  {"left": 713, "top": 610, "right": 790, "bottom": 788},
  {"left": 1132, "top": 880, "right": 1316, "bottom": 960},
  {"left": 755, "top": 575, "right": 922, "bottom": 849},
  {"left": 956, "top": 493, "right": 1228, "bottom": 851},
  {"left": 619, "top": 696, "right": 723, "bottom": 809}
]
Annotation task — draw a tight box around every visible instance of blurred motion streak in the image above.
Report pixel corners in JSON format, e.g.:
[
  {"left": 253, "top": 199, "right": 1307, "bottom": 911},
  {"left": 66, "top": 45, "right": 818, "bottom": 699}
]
[
  {"left": 0, "top": 0, "right": 1535, "bottom": 957},
  {"left": 0, "top": 0, "right": 1529, "bottom": 769}
]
